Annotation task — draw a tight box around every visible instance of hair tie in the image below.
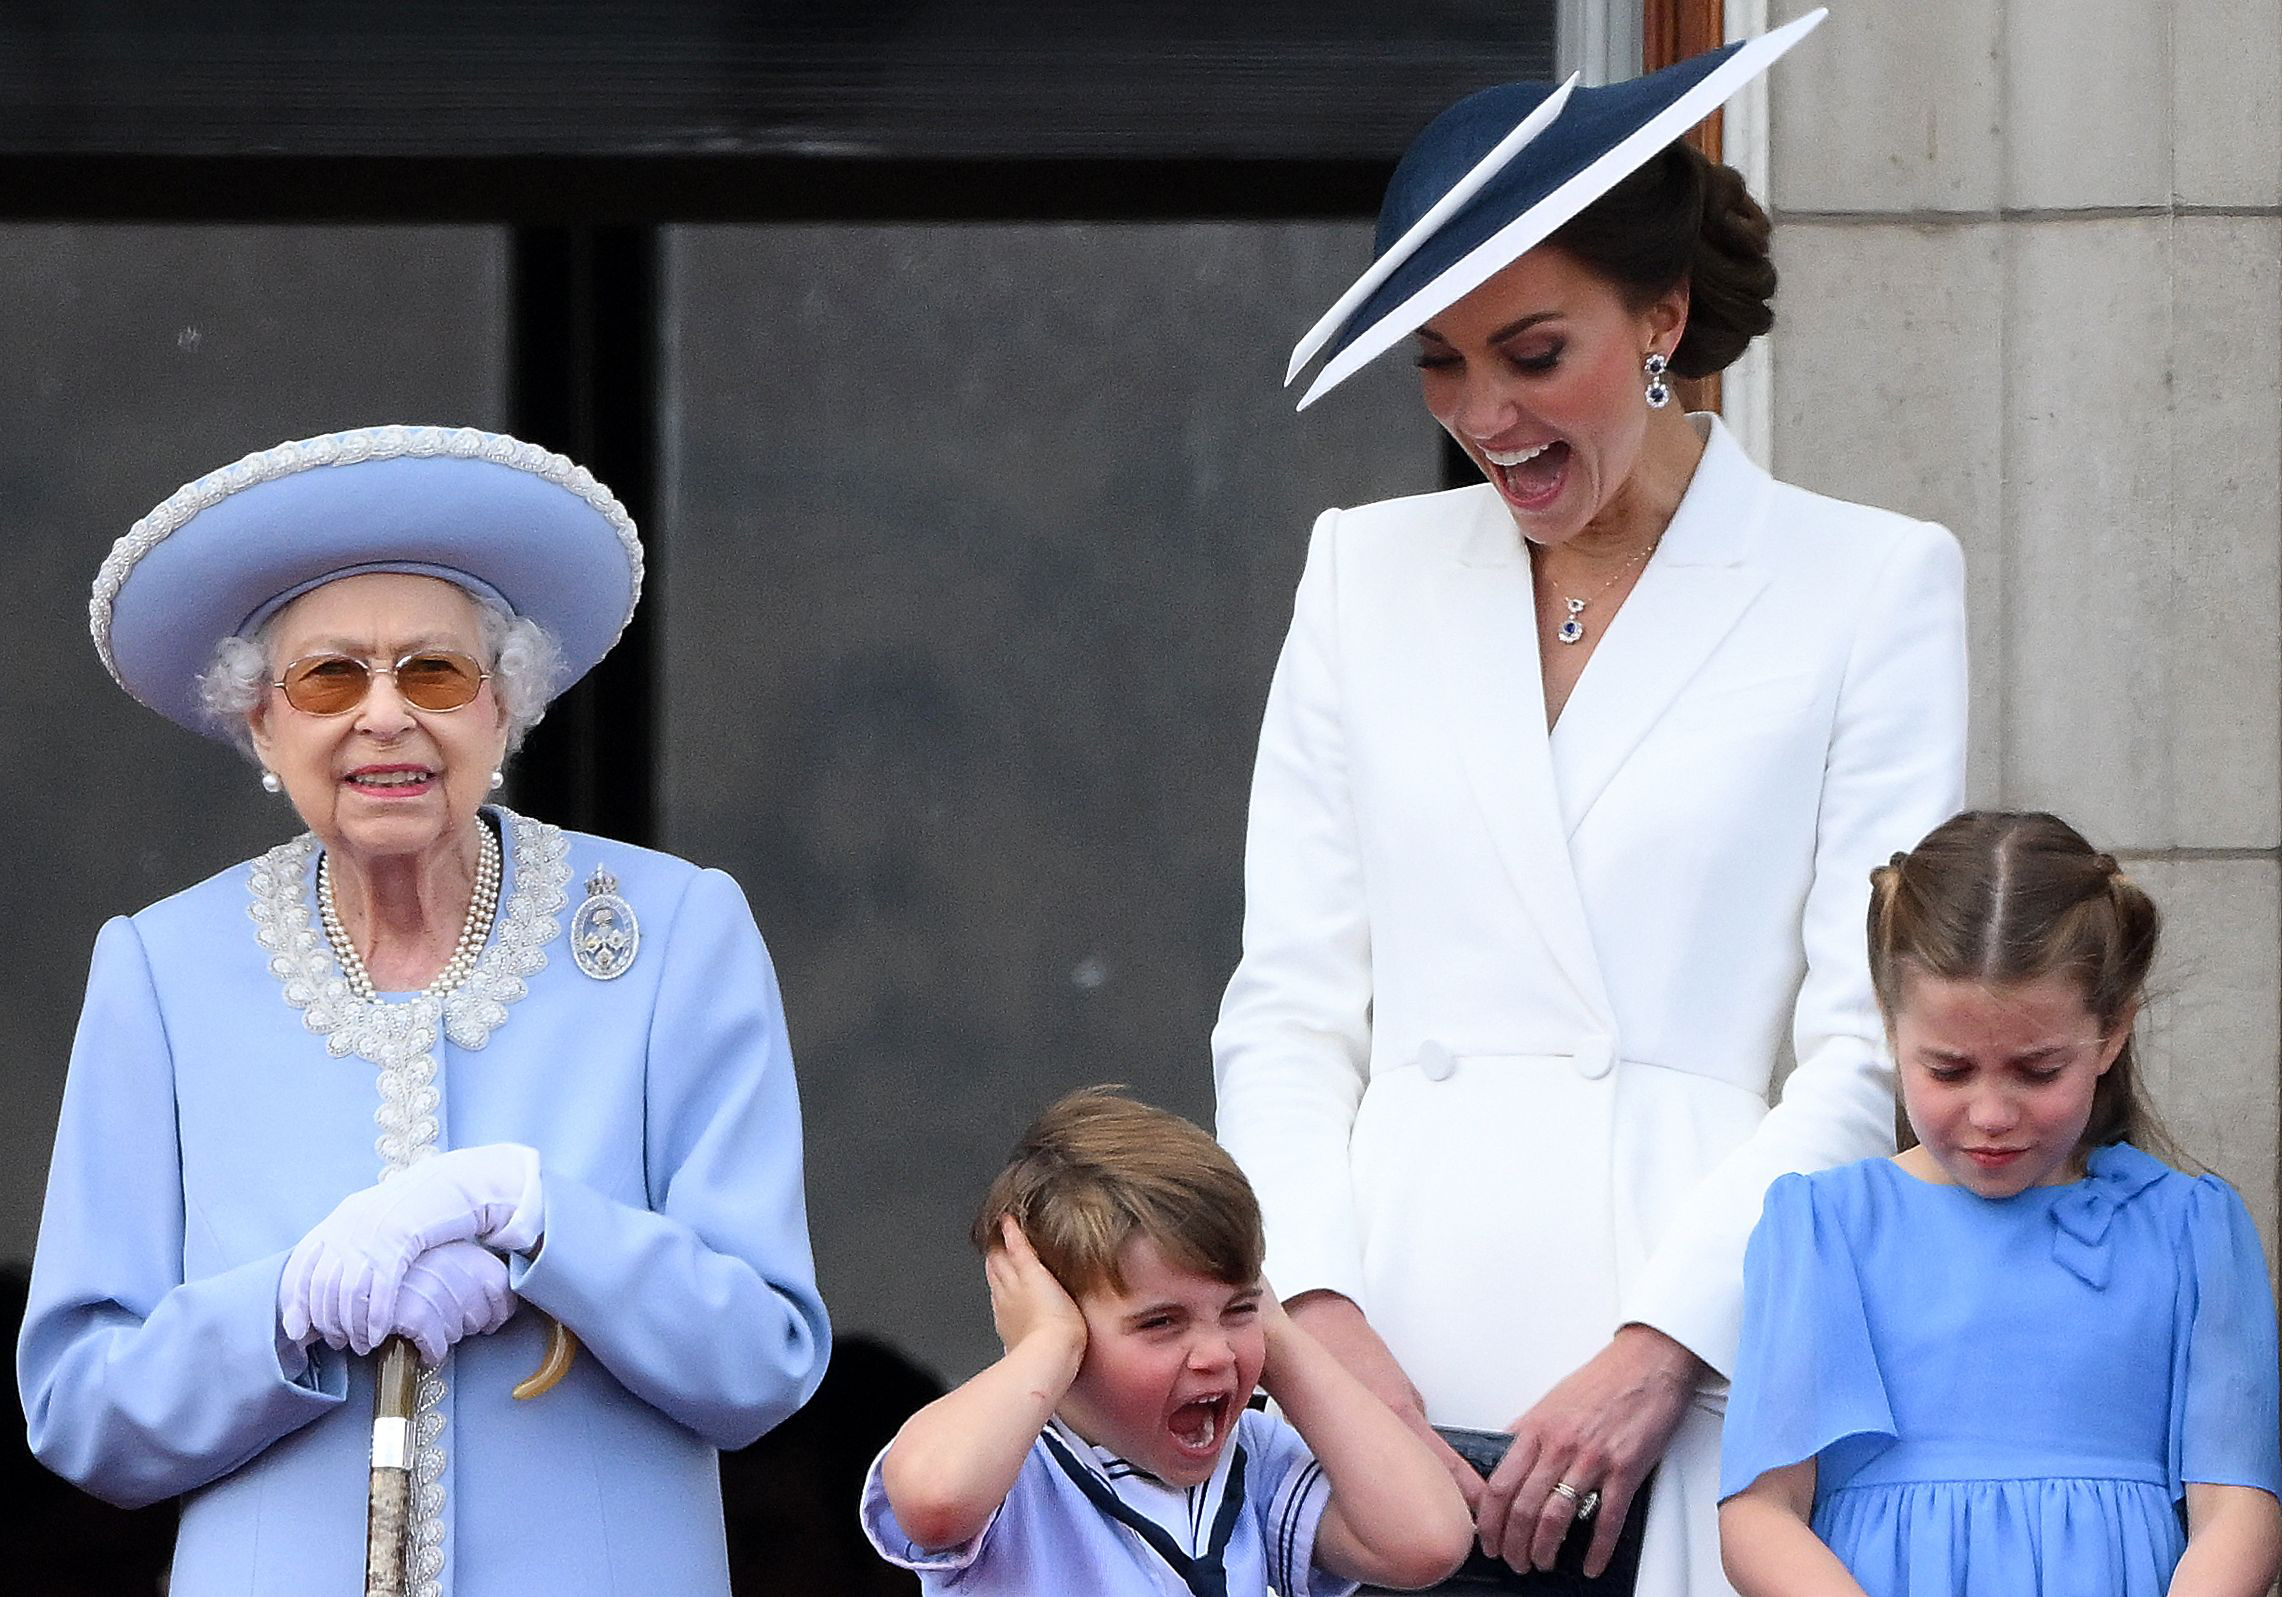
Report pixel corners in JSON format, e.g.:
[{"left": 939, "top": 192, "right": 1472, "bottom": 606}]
[{"left": 2093, "top": 852, "right": 2121, "bottom": 879}]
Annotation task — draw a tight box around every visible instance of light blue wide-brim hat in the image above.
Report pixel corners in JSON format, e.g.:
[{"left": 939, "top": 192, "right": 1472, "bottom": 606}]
[
  {"left": 1286, "top": 8, "right": 1826, "bottom": 410},
  {"left": 91, "top": 424, "right": 644, "bottom": 737}
]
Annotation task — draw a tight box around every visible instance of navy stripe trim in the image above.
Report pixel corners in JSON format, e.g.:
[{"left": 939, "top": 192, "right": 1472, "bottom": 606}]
[
  {"left": 1040, "top": 1428, "right": 1248, "bottom": 1597},
  {"left": 1274, "top": 1457, "right": 1324, "bottom": 1592}
]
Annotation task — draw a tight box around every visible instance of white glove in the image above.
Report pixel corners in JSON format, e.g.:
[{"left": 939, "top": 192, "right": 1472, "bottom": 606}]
[
  {"left": 389, "top": 1241, "right": 518, "bottom": 1366},
  {"left": 279, "top": 1143, "right": 542, "bottom": 1355}
]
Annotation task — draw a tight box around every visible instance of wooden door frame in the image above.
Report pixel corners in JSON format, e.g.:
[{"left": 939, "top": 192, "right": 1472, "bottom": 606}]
[{"left": 1645, "top": 0, "right": 1729, "bottom": 156}]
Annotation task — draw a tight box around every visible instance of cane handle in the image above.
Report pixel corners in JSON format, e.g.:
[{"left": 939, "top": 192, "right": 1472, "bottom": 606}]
[{"left": 513, "top": 1318, "right": 578, "bottom": 1400}]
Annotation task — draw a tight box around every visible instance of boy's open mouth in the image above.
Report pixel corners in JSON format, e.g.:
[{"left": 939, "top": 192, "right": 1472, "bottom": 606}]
[{"left": 1167, "top": 1392, "right": 1232, "bottom": 1455}]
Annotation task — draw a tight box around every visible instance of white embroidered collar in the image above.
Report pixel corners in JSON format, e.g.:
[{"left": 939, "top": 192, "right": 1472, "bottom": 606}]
[{"left": 243, "top": 804, "right": 571, "bottom": 1597}]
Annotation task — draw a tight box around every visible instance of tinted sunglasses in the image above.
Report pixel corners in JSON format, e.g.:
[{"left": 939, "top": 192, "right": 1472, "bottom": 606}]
[{"left": 272, "top": 650, "right": 491, "bottom": 716}]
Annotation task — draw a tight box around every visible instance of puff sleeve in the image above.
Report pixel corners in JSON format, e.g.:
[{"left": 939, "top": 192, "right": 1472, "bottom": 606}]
[
  {"left": 2170, "top": 1176, "right": 2282, "bottom": 1499},
  {"left": 1720, "top": 1172, "right": 1897, "bottom": 1502}
]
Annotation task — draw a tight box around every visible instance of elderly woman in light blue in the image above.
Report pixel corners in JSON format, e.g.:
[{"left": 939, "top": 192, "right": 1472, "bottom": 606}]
[{"left": 18, "top": 426, "right": 831, "bottom": 1596}]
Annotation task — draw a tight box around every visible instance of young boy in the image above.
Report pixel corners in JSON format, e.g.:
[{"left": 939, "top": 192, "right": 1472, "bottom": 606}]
[{"left": 862, "top": 1087, "right": 1472, "bottom": 1594}]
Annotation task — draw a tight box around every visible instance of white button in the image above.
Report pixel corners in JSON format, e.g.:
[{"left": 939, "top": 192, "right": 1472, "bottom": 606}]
[
  {"left": 1416, "top": 1041, "right": 1457, "bottom": 1082},
  {"left": 1573, "top": 1035, "right": 1615, "bottom": 1079}
]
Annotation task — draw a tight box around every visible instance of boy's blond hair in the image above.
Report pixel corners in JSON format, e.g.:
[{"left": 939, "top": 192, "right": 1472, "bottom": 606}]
[{"left": 971, "top": 1086, "right": 1266, "bottom": 1298}]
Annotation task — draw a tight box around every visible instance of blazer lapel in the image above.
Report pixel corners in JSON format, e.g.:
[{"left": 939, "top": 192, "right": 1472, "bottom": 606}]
[
  {"left": 1429, "top": 491, "right": 1614, "bottom": 1024},
  {"left": 1549, "top": 418, "right": 1775, "bottom": 835}
]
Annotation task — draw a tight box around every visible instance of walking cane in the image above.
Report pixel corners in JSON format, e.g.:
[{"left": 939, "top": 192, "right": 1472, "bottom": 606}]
[
  {"left": 364, "top": 1337, "right": 419, "bottom": 1597},
  {"left": 362, "top": 1318, "right": 579, "bottom": 1596}
]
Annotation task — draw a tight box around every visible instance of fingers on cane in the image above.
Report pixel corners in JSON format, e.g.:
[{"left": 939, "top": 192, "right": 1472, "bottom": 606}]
[
  {"left": 324, "top": 1251, "right": 366, "bottom": 1352},
  {"left": 306, "top": 1249, "right": 351, "bottom": 1349},
  {"left": 478, "top": 1276, "right": 517, "bottom": 1336},
  {"left": 462, "top": 1252, "right": 516, "bottom": 1336},
  {"left": 408, "top": 1319, "right": 449, "bottom": 1366},
  {"left": 279, "top": 1246, "right": 316, "bottom": 1345},
  {"left": 344, "top": 1268, "right": 380, "bottom": 1356},
  {"left": 357, "top": 1260, "right": 408, "bottom": 1357}
]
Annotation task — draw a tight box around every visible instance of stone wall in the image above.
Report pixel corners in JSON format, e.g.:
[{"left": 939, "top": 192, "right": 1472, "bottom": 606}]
[{"left": 1765, "top": 0, "right": 2282, "bottom": 1257}]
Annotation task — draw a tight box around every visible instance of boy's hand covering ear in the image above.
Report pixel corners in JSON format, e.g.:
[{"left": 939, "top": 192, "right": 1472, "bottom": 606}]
[
  {"left": 1255, "top": 1278, "right": 1295, "bottom": 1388},
  {"left": 985, "top": 1216, "right": 1089, "bottom": 1362}
]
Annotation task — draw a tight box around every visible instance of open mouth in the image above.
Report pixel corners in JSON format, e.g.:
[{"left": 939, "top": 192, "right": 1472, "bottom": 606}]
[
  {"left": 1483, "top": 439, "right": 1570, "bottom": 511},
  {"left": 1167, "top": 1392, "right": 1234, "bottom": 1457},
  {"left": 345, "top": 766, "right": 437, "bottom": 796}
]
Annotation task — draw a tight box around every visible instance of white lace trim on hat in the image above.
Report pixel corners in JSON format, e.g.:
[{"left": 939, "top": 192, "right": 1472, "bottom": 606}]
[{"left": 89, "top": 424, "right": 645, "bottom": 685}]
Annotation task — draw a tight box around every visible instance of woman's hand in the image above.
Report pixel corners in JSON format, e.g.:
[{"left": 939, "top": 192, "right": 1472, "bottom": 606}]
[
  {"left": 1286, "top": 1290, "right": 1484, "bottom": 1507},
  {"left": 279, "top": 1144, "right": 541, "bottom": 1355},
  {"left": 1474, "top": 1323, "right": 1706, "bottom": 1577},
  {"left": 388, "top": 1242, "right": 518, "bottom": 1366},
  {"left": 984, "top": 1217, "right": 1087, "bottom": 1365}
]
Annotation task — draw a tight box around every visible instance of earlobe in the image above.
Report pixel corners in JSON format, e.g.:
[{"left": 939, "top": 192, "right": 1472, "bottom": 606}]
[{"left": 2096, "top": 1001, "right": 2141, "bottom": 1076}]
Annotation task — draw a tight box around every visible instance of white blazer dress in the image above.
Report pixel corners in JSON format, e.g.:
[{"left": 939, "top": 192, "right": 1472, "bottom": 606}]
[{"left": 1213, "top": 415, "right": 1968, "bottom": 1597}]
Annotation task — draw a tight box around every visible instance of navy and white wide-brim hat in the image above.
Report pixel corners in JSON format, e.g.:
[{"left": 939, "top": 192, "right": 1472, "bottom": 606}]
[
  {"left": 90, "top": 424, "right": 644, "bottom": 737},
  {"left": 1287, "top": 7, "right": 1826, "bottom": 410}
]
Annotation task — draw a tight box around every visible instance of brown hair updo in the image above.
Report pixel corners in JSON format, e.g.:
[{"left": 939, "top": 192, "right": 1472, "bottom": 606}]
[
  {"left": 1547, "top": 139, "right": 1775, "bottom": 378},
  {"left": 1867, "top": 811, "right": 2179, "bottom": 1161}
]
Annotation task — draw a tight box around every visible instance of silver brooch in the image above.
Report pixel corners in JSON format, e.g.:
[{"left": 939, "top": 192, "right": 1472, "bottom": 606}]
[{"left": 570, "top": 864, "right": 639, "bottom": 981}]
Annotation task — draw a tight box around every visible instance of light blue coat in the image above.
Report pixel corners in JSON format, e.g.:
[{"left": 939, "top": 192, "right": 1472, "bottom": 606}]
[{"left": 18, "top": 809, "right": 831, "bottom": 1596}]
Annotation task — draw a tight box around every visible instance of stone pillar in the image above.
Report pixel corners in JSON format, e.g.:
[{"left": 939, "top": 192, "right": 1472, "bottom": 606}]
[{"left": 1763, "top": 0, "right": 2282, "bottom": 1257}]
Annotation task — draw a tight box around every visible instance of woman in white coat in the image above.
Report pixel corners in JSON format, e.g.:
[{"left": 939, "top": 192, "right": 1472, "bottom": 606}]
[{"left": 1213, "top": 15, "right": 1965, "bottom": 1595}]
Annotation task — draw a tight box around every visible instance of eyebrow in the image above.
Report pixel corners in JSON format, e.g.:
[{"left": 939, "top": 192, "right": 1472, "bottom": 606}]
[
  {"left": 291, "top": 636, "right": 465, "bottom": 657},
  {"left": 1924, "top": 1043, "right": 2071, "bottom": 1066},
  {"left": 1417, "top": 311, "right": 1564, "bottom": 346}
]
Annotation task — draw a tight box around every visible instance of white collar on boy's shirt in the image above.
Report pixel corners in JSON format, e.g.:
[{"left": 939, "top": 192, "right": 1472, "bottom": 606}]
[{"left": 1044, "top": 1417, "right": 1244, "bottom": 1558}]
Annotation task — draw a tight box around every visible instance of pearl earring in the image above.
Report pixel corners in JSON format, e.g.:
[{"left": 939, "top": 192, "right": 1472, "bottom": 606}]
[
  {"left": 489, "top": 769, "right": 504, "bottom": 791},
  {"left": 1643, "top": 351, "right": 1673, "bottom": 410},
  {"left": 260, "top": 770, "right": 282, "bottom": 794}
]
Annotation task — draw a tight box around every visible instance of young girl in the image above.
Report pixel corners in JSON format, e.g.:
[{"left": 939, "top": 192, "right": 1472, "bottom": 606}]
[{"left": 1718, "top": 810, "right": 2282, "bottom": 1597}]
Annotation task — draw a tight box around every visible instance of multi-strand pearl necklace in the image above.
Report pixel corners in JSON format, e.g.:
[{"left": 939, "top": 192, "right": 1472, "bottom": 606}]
[{"left": 317, "top": 821, "right": 503, "bottom": 1002}]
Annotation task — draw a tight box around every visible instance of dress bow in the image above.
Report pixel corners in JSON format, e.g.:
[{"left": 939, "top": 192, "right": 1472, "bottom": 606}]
[{"left": 2051, "top": 1141, "right": 2169, "bottom": 1288}]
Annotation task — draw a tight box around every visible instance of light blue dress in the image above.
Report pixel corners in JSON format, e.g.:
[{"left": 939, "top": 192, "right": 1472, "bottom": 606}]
[
  {"left": 1721, "top": 1145, "right": 2281, "bottom": 1596},
  {"left": 17, "top": 808, "right": 831, "bottom": 1597}
]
